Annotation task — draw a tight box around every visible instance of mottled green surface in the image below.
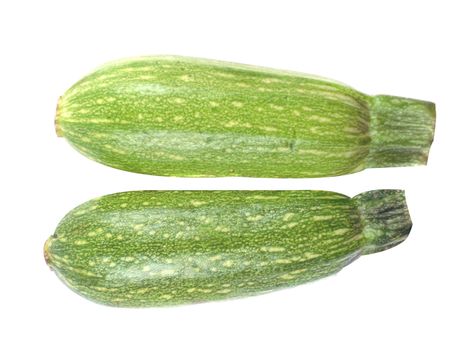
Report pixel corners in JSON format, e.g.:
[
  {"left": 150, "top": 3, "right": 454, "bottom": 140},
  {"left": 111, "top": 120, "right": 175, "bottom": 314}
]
[
  {"left": 45, "top": 190, "right": 411, "bottom": 307},
  {"left": 56, "top": 56, "right": 435, "bottom": 177}
]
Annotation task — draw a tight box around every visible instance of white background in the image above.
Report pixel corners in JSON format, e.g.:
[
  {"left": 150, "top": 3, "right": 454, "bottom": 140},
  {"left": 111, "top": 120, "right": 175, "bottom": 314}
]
[{"left": 1, "top": 1, "right": 466, "bottom": 349}]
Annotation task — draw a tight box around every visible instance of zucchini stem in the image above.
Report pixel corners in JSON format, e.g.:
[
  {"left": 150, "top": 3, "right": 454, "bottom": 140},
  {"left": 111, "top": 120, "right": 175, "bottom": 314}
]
[
  {"left": 353, "top": 190, "right": 412, "bottom": 255},
  {"left": 367, "top": 95, "right": 436, "bottom": 168}
]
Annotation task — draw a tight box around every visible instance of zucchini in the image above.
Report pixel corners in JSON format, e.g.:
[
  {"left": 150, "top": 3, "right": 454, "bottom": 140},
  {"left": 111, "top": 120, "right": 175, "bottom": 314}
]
[
  {"left": 44, "top": 189, "right": 411, "bottom": 307},
  {"left": 56, "top": 56, "right": 435, "bottom": 178}
]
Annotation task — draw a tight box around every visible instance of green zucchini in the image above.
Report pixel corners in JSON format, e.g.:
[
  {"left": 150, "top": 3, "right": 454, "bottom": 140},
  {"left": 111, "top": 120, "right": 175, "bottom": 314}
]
[
  {"left": 44, "top": 189, "right": 411, "bottom": 307},
  {"left": 56, "top": 56, "right": 435, "bottom": 178}
]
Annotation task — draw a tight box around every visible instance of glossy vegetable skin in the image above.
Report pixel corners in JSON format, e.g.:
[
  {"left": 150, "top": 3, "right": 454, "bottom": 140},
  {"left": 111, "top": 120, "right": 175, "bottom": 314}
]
[
  {"left": 56, "top": 56, "right": 436, "bottom": 178},
  {"left": 44, "top": 190, "right": 411, "bottom": 307}
]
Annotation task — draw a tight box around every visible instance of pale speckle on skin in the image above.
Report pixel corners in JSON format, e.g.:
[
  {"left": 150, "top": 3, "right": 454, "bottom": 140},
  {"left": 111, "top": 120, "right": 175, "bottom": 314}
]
[
  {"left": 160, "top": 294, "right": 173, "bottom": 300},
  {"left": 123, "top": 256, "right": 135, "bottom": 262},
  {"left": 142, "top": 201, "right": 150, "bottom": 206},
  {"left": 225, "top": 120, "right": 238, "bottom": 128},
  {"left": 213, "top": 71, "right": 234, "bottom": 78},
  {"left": 313, "top": 215, "right": 333, "bottom": 221},
  {"left": 179, "top": 74, "right": 193, "bottom": 82},
  {"left": 105, "top": 233, "right": 113, "bottom": 238},
  {"left": 209, "top": 101, "right": 220, "bottom": 107},
  {"left": 215, "top": 225, "right": 230, "bottom": 233},
  {"left": 246, "top": 214, "right": 263, "bottom": 222},
  {"left": 87, "top": 231, "right": 97, "bottom": 237},
  {"left": 106, "top": 97, "right": 116, "bottom": 102},
  {"left": 117, "top": 234, "right": 124, "bottom": 240},
  {"left": 269, "top": 104, "right": 284, "bottom": 111},
  {"left": 217, "top": 289, "right": 231, "bottom": 294},
  {"left": 280, "top": 274, "right": 295, "bottom": 280},
  {"left": 163, "top": 233, "right": 170, "bottom": 238},
  {"left": 109, "top": 262, "right": 117, "bottom": 267},
  {"left": 187, "top": 288, "right": 197, "bottom": 293},
  {"left": 142, "top": 265, "right": 151, "bottom": 272},
  {"left": 160, "top": 269, "right": 176, "bottom": 276},
  {"left": 262, "top": 78, "right": 280, "bottom": 84},
  {"left": 283, "top": 213, "right": 295, "bottom": 221},
  {"left": 297, "top": 149, "right": 327, "bottom": 155},
  {"left": 275, "top": 259, "right": 292, "bottom": 264},
  {"left": 348, "top": 234, "right": 363, "bottom": 241},
  {"left": 305, "top": 114, "right": 331, "bottom": 123},
  {"left": 168, "top": 154, "right": 185, "bottom": 161},
  {"left": 222, "top": 260, "right": 234, "bottom": 267},
  {"left": 232, "top": 101, "right": 244, "bottom": 108},
  {"left": 250, "top": 195, "right": 279, "bottom": 200},
  {"left": 280, "top": 268, "right": 307, "bottom": 280},
  {"left": 304, "top": 252, "right": 320, "bottom": 259},
  {"left": 133, "top": 224, "right": 145, "bottom": 230},
  {"left": 120, "top": 203, "right": 128, "bottom": 208},
  {"left": 190, "top": 200, "right": 207, "bottom": 207},
  {"left": 201, "top": 216, "right": 213, "bottom": 224},
  {"left": 209, "top": 255, "right": 222, "bottom": 261},
  {"left": 333, "top": 228, "right": 349, "bottom": 235},
  {"left": 74, "top": 240, "right": 87, "bottom": 245},
  {"left": 261, "top": 246, "right": 285, "bottom": 253},
  {"left": 173, "top": 97, "right": 185, "bottom": 104},
  {"left": 259, "top": 126, "right": 278, "bottom": 132}
]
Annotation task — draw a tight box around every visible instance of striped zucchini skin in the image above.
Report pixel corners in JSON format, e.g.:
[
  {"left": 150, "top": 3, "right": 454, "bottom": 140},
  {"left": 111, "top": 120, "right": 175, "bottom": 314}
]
[
  {"left": 56, "top": 56, "right": 435, "bottom": 177},
  {"left": 44, "top": 190, "right": 411, "bottom": 307}
]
